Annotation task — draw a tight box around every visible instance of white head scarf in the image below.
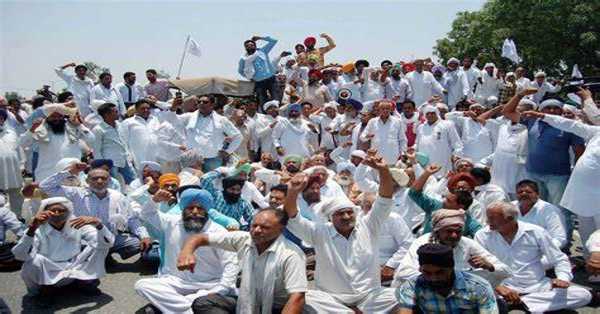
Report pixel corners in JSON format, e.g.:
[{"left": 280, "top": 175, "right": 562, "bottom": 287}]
[
  {"left": 55, "top": 157, "right": 80, "bottom": 173},
  {"left": 263, "top": 100, "right": 280, "bottom": 112},
  {"left": 317, "top": 196, "right": 359, "bottom": 220},
  {"left": 539, "top": 99, "right": 563, "bottom": 110}
]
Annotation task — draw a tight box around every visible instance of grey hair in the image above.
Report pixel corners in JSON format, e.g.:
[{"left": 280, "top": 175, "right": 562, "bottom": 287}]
[
  {"left": 488, "top": 201, "right": 519, "bottom": 219},
  {"left": 178, "top": 149, "right": 203, "bottom": 170}
]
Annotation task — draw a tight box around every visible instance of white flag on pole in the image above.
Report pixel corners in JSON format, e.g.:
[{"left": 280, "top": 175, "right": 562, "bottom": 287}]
[
  {"left": 187, "top": 37, "right": 202, "bottom": 57},
  {"left": 571, "top": 64, "right": 583, "bottom": 78},
  {"left": 501, "top": 38, "right": 521, "bottom": 64}
]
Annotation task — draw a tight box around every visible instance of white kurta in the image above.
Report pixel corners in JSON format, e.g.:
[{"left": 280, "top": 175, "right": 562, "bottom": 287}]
[
  {"left": 12, "top": 222, "right": 114, "bottom": 293},
  {"left": 415, "top": 120, "right": 463, "bottom": 177},
  {"left": 179, "top": 111, "right": 242, "bottom": 159},
  {"left": 392, "top": 233, "right": 511, "bottom": 288},
  {"left": 487, "top": 118, "right": 528, "bottom": 195},
  {"left": 288, "top": 197, "right": 396, "bottom": 305},
  {"left": 55, "top": 68, "right": 94, "bottom": 117},
  {"left": 271, "top": 118, "right": 313, "bottom": 159},
  {"left": 443, "top": 69, "right": 470, "bottom": 109},
  {"left": 120, "top": 115, "right": 160, "bottom": 170},
  {"left": 91, "top": 84, "right": 126, "bottom": 116},
  {"left": 475, "top": 222, "right": 591, "bottom": 313},
  {"left": 405, "top": 71, "right": 444, "bottom": 106},
  {"left": 446, "top": 112, "right": 494, "bottom": 163},
  {"left": 541, "top": 115, "right": 600, "bottom": 217},
  {"left": 0, "top": 128, "right": 22, "bottom": 189},
  {"left": 461, "top": 66, "right": 481, "bottom": 96},
  {"left": 360, "top": 116, "right": 407, "bottom": 165},
  {"left": 513, "top": 199, "right": 567, "bottom": 248},
  {"left": 474, "top": 71, "right": 502, "bottom": 104},
  {"left": 19, "top": 126, "right": 93, "bottom": 182},
  {"left": 528, "top": 80, "right": 561, "bottom": 104},
  {"left": 135, "top": 200, "right": 238, "bottom": 314}
]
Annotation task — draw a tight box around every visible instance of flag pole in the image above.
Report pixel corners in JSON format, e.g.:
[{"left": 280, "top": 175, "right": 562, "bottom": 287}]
[{"left": 176, "top": 35, "right": 190, "bottom": 79}]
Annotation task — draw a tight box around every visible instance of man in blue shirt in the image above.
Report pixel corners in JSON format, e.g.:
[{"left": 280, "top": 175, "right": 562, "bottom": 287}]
[
  {"left": 503, "top": 91, "right": 585, "bottom": 250},
  {"left": 238, "top": 36, "right": 278, "bottom": 108}
]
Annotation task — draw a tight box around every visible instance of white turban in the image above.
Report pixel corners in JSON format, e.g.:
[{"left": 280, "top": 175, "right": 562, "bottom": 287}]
[
  {"left": 39, "top": 196, "right": 74, "bottom": 213},
  {"left": 469, "top": 103, "right": 485, "bottom": 110},
  {"left": 43, "top": 103, "right": 77, "bottom": 118},
  {"left": 303, "top": 165, "right": 335, "bottom": 178},
  {"left": 336, "top": 162, "right": 356, "bottom": 175},
  {"left": 484, "top": 63, "right": 495, "bottom": 69},
  {"left": 539, "top": 99, "right": 563, "bottom": 110},
  {"left": 518, "top": 98, "right": 537, "bottom": 110},
  {"left": 55, "top": 157, "right": 80, "bottom": 173},
  {"left": 435, "top": 102, "right": 449, "bottom": 111},
  {"left": 263, "top": 100, "right": 280, "bottom": 112},
  {"left": 485, "top": 96, "right": 499, "bottom": 106},
  {"left": 323, "top": 101, "right": 338, "bottom": 110},
  {"left": 390, "top": 168, "right": 410, "bottom": 187},
  {"left": 506, "top": 72, "right": 516, "bottom": 78},
  {"left": 534, "top": 71, "right": 546, "bottom": 78},
  {"left": 454, "top": 158, "right": 473, "bottom": 169},
  {"left": 350, "top": 150, "right": 367, "bottom": 159},
  {"left": 562, "top": 104, "right": 578, "bottom": 113},
  {"left": 318, "top": 196, "right": 358, "bottom": 219},
  {"left": 422, "top": 105, "right": 439, "bottom": 116},
  {"left": 447, "top": 57, "right": 460, "bottom": 65}
]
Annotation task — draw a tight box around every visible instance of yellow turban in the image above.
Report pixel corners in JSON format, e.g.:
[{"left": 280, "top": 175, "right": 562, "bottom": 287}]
[{"left": 158, "top": 173, "right": 180, "bottom": 188}]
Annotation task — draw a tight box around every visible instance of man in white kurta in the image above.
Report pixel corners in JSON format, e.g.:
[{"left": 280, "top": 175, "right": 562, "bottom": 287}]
[
  {"left": 272, "top": 103, "right": 315, "bottom": 160},
  {"left": 460, "top": 57, "right": 480, "bottom": 96},
  {"left": 0, "top": 111, "right": 24, "bottom": 217},
  {"left": 476, "top": 202, "right": 591, "bottom": 313},
  {"left": 252, "top": 100, "right": 284, "bottom": 158},
  {"left": 415, "top": 105, "right": 463, "bottom": 178},
  {"left": 474, "top": 63, "right": 503, "bottom": 106},
  {"left": 134, "top": 188, "right": 238, "bottom": 314},
  {"left": 360, "top": 101, "right": 407, "bottom": 165},
  {"left": 91, "top": 72, "right": 126, "bottom": 117},
  {"left": 523, "top": 106, "right": 600, "bottom": 253},
  {"left": 392, "top": 209, "right": 511, "bottom": 288},
  {"left": 19, "top": 109, "right": 94, "bottom": 182},
  {"left": 116, "top": 72, "right": 146, "bottom": 108},
  {"left": 528, "top": 71, "right": 561, "bottom": 104},
  {"left": 174, "top": 95, "right": 242, "bottom": 172},
  {"left": 406, "top": 60, "right": 444, "bottom": 106},
  {"left": 177, "top": 209, "right": 308, "bottom": 313},
  {"left": 443, "top": 58, "right": 470, "bottom": 110},
  {"left": 119, "top": 100, "right": 161, "bottom": 171},
  {"left": 12, "top": 197, "right": 114, "bottom": 295},
  {"left": 284, "top": 157, "right": 399, "bottom": 313},
  {"left": 445, "top": 103, "right": 494, "bottom": 163},
  {"left": 513, "top": 180, "right": 567, "bottom": 248},
  {"left": 54, "top": 63, "right": 94, "bottom": 117}
]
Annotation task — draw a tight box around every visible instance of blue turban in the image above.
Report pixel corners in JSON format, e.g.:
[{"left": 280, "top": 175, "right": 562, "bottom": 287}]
[
  {"left": 179, "top": 188, "right": 214, "bottom": 210},
  {"left": 347, "top": 99, "right": 363, "bottom": 111},
  {"left": 288, "top": 103, "right": 301, "bottom": 112},
  {"left": 90, "top": 159, "right": 114, "bottom": 169}
]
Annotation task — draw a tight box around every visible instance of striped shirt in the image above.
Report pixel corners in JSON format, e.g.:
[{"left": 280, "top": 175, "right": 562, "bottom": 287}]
[{"left": 201, "top": 171, "right": 254, "bottom": 229}]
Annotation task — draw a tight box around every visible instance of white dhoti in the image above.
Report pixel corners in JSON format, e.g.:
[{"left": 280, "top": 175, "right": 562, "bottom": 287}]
[
  {"left": 304, "top": 288, "right": 398, "bottom": 314},
  {"left": 515, "top": 281, "right": 591, "bottom": 313},
  {"left": 21, "top": 247, "right": 109, "bottom": 294},
  {"left": 135, "top": 275, "right": 225, "bottom": 314}
]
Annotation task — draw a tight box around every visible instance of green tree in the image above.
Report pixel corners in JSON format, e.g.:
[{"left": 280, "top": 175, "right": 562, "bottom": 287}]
[
  {"left": 82, "top": 61, "right": 110, "bottom": 81},
  {"left": 4, "top": 91, "right": 23, "bottom": 101},
  {"left": 434, "top": 0, "right": 600, "bottom": 77}
]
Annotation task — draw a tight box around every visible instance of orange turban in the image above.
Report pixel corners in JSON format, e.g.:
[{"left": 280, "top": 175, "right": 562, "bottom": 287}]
[
  {"left": 158, "top": 173, "right": 180, "bottom": 188},
  {"left": 341, "top": 62, "right": 355, "bottom": 73}
]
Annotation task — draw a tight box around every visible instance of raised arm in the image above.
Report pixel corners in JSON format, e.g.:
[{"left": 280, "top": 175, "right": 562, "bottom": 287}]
[
  {"left": 502, "top": 88, "right": 537, "bottom": 123},
  {"left": 318, "top": 33, "right": 336, "bottom": 54},
  {"left": 522, "top": 110, "right": 598, "bottom": 141}
]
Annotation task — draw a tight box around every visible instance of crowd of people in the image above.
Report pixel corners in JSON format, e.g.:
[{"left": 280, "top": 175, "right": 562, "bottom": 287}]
[{"left": 1, "top": 32, "right": 600, "bottom": 313}]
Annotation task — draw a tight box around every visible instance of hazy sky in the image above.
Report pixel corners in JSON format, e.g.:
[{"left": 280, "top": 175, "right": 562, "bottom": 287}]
[{"left": 0, "top": 0, "right": 485, "bottom": 95}]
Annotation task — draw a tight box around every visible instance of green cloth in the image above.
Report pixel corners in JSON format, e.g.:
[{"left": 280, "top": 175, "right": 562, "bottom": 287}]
[{"left": 408, "top": 188, "right": 481, "bottom": 237}]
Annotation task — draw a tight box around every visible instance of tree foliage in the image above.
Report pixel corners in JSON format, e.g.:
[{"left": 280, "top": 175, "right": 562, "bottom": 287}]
[
  {"left": 82, "top": 61, "right": 110, "bottom": 80},
  {"left": 4, "top": 91, "right": 23, "bottom": 101},
  {"left": 434, "top": 0, "right": 600, "bottom": 77}
]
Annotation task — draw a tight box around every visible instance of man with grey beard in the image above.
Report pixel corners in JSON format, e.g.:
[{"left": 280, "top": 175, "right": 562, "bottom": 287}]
[{"left": 134, "top": 187, "right": 238, "bottom": 314}]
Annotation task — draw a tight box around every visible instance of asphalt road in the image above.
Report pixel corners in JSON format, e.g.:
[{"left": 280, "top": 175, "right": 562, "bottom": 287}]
[{"left": 1, "top": 234, "right": 600, "bottom": 313}]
